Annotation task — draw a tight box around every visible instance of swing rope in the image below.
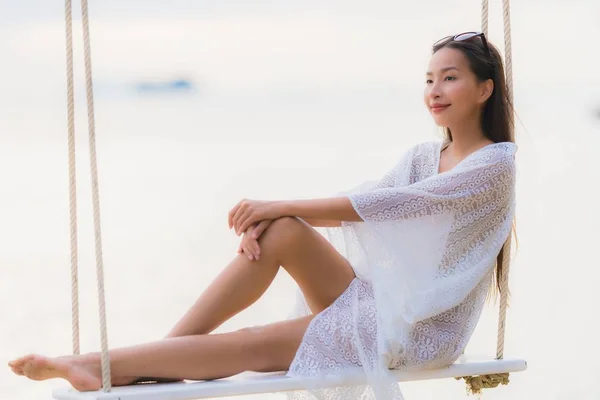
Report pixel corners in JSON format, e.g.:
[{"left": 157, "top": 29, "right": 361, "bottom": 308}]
[
  {"left": 456, "top": 0, "right": 515, "bottom": 394},
  {"left": 64, "top": 0, "right": 80, "bottom": 357},
  {"left": 481, "top": 0, "right": 489, "bottom": 37},
  {"left": 64, "top": 0, "right": 112, "bottom": 391},
  {"left": 64, "top": 0, "right": 515, "bottom": 394}
]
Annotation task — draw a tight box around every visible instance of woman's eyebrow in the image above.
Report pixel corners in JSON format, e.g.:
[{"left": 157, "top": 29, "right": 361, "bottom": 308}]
[{"left": 426, "top": 66, "right": 460, "bottom": 75}]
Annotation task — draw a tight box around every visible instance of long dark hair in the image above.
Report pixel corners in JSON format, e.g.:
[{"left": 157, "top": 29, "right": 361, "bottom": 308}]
[{"left": 432, "top": 36, "right": 515, "bottom": 296}]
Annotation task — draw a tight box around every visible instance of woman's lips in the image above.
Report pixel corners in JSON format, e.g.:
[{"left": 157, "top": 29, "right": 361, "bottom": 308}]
[{"left": 431, "top": 104, "right": 450, "bottom": 113}]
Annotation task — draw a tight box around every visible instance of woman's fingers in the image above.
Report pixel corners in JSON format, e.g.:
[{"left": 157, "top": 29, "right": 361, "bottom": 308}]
[
  {"left": 244, "top": 243, "right": 260, "bottom": 260},
  {"left": 252, "top": 220, "right": 272, "bottom": 240},
  {"left": 230, "top": 199, "right": 250, "bottom": 230},
  {"left": 237, "top": 222, "right": 264, "bottom": 260},
  {"left": 252, "top": 240, "right": 261, "bottom": 258},
  {"left": 230, "top": 200, "right": 273, "bottom": 234},
  {"left": 235, "top": 213, "right": 249, "bottom": 235},
  {"left": 234, "top": 209, "right": 253, "bottom": 235},
  {"left": 243, "top": 245, "right": 254, "bottom": 260},
  {"left": 231, "top": 207, "right": 243, "bottom": 232},
  {"left": 228, "top": 200, "right": 243, "bottom": 229},
  {"left": 240, "top": 242, "right": 261, "bottom": 261},
  {"left": 238, "top": 212, "right": 261, "bottom": 235}
]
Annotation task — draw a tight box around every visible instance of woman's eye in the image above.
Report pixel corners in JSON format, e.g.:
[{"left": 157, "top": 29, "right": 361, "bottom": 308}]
[
  {"left": 444, "top": 76, "right": 456, "bottom": 81},
  {"left": 425, "top": 79, "right": 433, "bottom": 84}
]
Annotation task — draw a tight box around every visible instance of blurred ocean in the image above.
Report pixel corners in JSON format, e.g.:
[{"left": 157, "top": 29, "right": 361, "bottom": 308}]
[{"left": 1, "top": 1, "right": 599, "bottom": 399}]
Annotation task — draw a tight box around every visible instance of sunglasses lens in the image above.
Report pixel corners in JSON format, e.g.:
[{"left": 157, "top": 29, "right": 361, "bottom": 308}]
[{"left": 454, "top": 32, "right": 480, "bottom": 41}]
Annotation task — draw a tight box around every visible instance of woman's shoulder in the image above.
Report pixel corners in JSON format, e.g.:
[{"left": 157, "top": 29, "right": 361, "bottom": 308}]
[
  {"left": 462, "top": 141, "right": 518, "bottom": 172},
  {"left": 493, "top": 141, "right": 518, "bottom": 154},
  {"left": 480, "top": 141, "right": 518, "bottom": 161}
]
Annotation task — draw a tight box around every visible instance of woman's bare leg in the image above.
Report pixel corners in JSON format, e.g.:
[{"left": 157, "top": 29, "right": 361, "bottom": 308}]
[
  {"left": 9, "top": 315, "right": 313, "bottom": 391},
  {"left": 10, "top": 218, "right": 354, "bottom": 384},
  {"left": 166, "top": 217, "right": 355, "bottom": 337},
  {"left": 139, "top": 217, "right": 354, "bottom": 385}
]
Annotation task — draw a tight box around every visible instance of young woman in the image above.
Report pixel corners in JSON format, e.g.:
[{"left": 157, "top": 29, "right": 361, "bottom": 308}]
[{"left": 9, "top": 32, "right": 516, "bottom": 400}]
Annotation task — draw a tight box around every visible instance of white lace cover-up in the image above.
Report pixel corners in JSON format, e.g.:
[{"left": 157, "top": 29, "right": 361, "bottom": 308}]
[{"left": 286, "top": 140, "right": 517, "bottom": 400}]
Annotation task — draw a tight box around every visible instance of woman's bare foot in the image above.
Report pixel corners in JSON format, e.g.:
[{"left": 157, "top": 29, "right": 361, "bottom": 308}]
[
  {"left": 8, "top": 354, "right": 180, "bottom": 390},
  {"left": 13, "top": 354, "right": 102, "bottom": 392}
]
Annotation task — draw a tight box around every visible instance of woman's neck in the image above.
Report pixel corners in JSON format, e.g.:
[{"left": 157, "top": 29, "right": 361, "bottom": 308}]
[{"left": 445, "top": 121, "right": 492, "bottom": 158}]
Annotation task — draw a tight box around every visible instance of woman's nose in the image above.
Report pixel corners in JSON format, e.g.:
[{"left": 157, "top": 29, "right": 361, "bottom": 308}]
[{"left": 427, "top": 85, "right": 441, "bottom": 100}]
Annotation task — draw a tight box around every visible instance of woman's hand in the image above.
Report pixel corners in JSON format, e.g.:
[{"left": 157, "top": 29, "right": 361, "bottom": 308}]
[
  {"left": 229, "top": 199, "right": 285, "bottom": 235},
  {"left": 238, "top": 220, "right": 273, "bottom": 261}
]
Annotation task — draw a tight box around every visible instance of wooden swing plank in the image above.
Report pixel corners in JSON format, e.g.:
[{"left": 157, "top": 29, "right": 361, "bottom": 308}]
[{"left": 52, "top": 356, "right": 527, "bottom": 400}]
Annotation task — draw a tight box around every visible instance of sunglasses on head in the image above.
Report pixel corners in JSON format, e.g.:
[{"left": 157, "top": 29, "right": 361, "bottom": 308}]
[{"left": 434, "top": 31, "right": 491, "bottom": 60}]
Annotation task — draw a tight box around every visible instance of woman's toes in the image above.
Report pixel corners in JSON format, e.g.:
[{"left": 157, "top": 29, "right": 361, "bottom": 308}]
[
  {"left": 9, "top": 354, "right": 36, "bottom": 375},
  {"left": 10, "top": 365, "right": 23, "bottom": 376}
]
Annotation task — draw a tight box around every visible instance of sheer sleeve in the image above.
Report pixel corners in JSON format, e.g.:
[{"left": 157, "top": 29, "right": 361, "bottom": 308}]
[
  {"left": 348, "top": 148, "right": 515, "bottom": 223},
  {"left": 332, "top": 142, "right": 516, "bottom": 324},
  {"left": 369, "top": 165, "right": 398, "bottom": 190}
]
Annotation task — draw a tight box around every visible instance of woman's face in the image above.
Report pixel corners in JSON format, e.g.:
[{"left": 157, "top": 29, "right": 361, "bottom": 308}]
[{"left": 424, "top": 47, "right": 490, "bottom": 128}]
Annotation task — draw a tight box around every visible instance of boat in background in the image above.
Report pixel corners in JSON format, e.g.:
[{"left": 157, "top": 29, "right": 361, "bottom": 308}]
[{"left": 134, "top": 78, "right": 196, "bottom": 94}]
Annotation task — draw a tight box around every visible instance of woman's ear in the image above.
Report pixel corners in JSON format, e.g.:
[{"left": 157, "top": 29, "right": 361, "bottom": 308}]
[{"left": 479, "top": 79, "right": 494, "bottom": 104}]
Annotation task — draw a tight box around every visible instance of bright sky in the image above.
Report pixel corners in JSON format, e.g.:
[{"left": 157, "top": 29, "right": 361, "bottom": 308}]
[{"left": 0, "top": 0, "right": 598, "bottom": 99}]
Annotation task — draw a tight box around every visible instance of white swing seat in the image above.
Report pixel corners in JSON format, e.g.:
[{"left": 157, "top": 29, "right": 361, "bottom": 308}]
[{"left": 52, "top": 355, "right": 527, "bottom": 400}]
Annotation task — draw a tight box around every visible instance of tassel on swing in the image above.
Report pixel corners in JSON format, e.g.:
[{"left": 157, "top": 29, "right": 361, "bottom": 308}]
[{"left": 456, "top": 372, "right": 510, "bottom": 395}]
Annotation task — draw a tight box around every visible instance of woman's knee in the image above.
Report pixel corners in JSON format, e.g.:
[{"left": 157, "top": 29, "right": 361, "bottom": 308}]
[
  {"left": 235, "top": 326, "right": 268, "bottom": 368},
  {"left": 235, "top": 325, "right": 286, "bottom": 372},
  {"left": 237, "top": 318, "right": 310, "bottom": 372},
  {"left": 267, "top": 216, "right": 306, "bottom": 235},
  {"left": 259, "top": 217, "right": 307, "bottom": 252}
]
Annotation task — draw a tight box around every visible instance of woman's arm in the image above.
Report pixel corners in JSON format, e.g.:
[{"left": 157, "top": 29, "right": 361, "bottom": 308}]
[
  {"left": 281, "top": 197, "right": 363, "bottom": 223},
  {"left": 230, "top": 197, "right": 362, "bottom": 235},
  {"left": 299, "top": 217, "right": 342, "bottom": 228}
]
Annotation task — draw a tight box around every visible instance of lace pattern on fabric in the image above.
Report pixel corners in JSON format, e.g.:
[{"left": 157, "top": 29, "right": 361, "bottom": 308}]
[{"left": 286, "top": 140, "right": 516, "bottom": 400}]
